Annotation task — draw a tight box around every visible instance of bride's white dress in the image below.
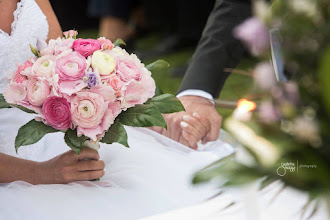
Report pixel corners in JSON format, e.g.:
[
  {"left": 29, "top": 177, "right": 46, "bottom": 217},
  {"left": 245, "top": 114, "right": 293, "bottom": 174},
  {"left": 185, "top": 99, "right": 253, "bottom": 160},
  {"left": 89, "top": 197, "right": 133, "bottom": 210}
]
[{"left": 0, "top": 1, "right": 233, "bottom": 219}]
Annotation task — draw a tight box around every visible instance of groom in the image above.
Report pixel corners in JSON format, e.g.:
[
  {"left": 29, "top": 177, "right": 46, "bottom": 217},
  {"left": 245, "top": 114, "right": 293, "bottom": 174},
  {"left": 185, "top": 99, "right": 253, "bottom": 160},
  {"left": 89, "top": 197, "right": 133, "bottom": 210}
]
[{"left": 157, "top": 0, "right": 252, "bottom": 148}]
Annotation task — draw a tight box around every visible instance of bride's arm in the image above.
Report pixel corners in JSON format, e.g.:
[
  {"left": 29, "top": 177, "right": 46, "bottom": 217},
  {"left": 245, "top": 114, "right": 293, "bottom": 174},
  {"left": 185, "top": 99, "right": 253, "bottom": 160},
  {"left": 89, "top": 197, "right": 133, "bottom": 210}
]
[
  {"left": 0, "top": 148, "right": 105, "bottom": 184},
  {"left": 0, "top": 153, "right": 39, "bottom": 184},
  {"left": 35, "top": 0, "right": 63, "bottom": 41}
]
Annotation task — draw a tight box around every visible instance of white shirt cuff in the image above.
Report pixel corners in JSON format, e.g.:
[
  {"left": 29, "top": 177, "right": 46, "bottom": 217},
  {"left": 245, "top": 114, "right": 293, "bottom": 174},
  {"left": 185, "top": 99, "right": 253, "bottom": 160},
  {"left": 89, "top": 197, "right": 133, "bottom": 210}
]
[{"left": 176, "top": 89, "right": 214, "bottom": 100}]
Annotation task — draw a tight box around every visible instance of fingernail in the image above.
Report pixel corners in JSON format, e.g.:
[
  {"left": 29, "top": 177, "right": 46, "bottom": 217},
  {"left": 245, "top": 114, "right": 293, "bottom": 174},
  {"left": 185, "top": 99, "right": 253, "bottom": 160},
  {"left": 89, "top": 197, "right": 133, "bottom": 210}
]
[
  {"left": 180, "top": 121, "right": 189, "bottom": 128},
  {"left": 183, "top": 115, "right": 190, "bottom": 122},
  {"left": 193, "top": 112, "right": 200, "bottom": 119}
]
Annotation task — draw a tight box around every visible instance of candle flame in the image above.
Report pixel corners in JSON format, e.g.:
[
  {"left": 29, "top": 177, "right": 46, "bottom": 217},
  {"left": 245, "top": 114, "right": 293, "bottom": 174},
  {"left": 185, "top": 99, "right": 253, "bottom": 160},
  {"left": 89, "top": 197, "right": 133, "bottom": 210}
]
[{"left": 237, "top": 99, "right": 256, "bottom": 112}]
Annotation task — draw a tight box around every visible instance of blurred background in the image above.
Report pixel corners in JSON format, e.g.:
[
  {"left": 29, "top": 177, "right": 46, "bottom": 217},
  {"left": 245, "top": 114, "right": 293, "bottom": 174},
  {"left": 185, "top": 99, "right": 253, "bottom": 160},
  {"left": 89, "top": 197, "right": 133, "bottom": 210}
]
[{"left": 50, "top": 0, "right": 254, "bottom": 120}]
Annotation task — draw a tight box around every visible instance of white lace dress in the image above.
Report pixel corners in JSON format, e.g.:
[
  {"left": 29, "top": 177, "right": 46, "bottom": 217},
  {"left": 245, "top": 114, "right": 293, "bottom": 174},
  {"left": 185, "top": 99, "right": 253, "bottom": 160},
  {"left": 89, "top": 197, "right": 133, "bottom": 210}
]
[
  {"left": 0, "top": 1, "right": 235, "bottom": 219},
  {"left": 0, "top": 0, "right": 48, "bottom": 160}
]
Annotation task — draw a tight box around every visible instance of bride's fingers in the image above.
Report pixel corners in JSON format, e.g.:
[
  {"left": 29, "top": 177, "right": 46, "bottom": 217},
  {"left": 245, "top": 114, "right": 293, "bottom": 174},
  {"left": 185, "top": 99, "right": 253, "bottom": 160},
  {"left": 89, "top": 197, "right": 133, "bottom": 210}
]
[
  {"left": 178, "top": 135, "right": 190, "bottom": 147},
  {"left": 76, "top": 160, "right": 105, "bottom": 171},
  {"left": 182, "top": 131, "right": 198, "bottom": 150},
  {"left": 180, "top": 121, "right": 203, "bottom": 142},
  {"left": 192, "top": 113, "right": 211, "bottom": 133},
  {"left": 78, "top": 170, "right": 105, "bottom": 181},
  {"left": 182, "top": 115, "right": 207, "bottom": 138},
  {"left": 77, "top": 147, "right": 100, "bottom": 161}
]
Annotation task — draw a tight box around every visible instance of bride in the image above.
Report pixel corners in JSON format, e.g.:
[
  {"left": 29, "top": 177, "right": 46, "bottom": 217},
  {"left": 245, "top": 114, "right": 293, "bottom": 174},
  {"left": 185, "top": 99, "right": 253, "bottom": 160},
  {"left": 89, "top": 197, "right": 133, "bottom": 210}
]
[{"left": 0, "top": 0, "right": 233, "bottom": 219}]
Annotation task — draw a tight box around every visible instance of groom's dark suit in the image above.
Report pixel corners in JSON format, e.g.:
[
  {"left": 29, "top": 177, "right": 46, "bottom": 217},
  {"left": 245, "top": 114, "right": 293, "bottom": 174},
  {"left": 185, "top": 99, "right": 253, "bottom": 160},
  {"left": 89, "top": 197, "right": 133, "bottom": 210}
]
[{"left": 178, "top": 0, "right": 252, "bottom": 98}]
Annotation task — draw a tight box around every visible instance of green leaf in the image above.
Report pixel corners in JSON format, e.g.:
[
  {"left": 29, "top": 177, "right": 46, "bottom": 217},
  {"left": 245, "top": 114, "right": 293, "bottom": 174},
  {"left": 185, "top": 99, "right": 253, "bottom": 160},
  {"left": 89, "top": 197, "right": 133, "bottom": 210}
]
[
  {"left": 113, "top": 38, "right": 126, "bottom": 47},
  {"left": 15, "top": 120, "right": 58, "bottom": 153},
  {"left": 100, "top": 122, "right": 129, "bottom": 148},
  {"left": 0, "top": 94, "right": 11, "bottom": 109},
  {"left": 319, "top": 45, "right": 330, "bottom": 116},
  {"left": 11, "top": 104, "right": 36, "bottom": 114},
  {"left": 64, "top": 129, "right": 88, "bottom": 155},
  {"left": 147, "top": 94, "right": 185, "bottom": 114},
  {"left": 118, "top": 104, "right": 167, "bottom": 129},
  {"left": 155, "top": 85, "right": 163, "bottom": 96},
  {"left": 145, "top": 60, "right": 170, "bottom": 72}
]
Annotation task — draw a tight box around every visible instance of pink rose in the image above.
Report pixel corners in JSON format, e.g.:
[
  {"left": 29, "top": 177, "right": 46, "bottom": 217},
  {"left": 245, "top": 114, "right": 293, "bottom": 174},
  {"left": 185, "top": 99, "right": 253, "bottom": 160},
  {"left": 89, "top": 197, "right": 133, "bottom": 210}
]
[
  {"left": 116, "top": 55, "right": 143, "bottom": 82},
  {"left": 72, "top": 39, "right": 102, "bottom": 58},
  {"left": 97, "top": 37, "right": 114, "bottom": 50},
  {"left": 42, "top": 96, "right": 72, "bottom": 130},
  {"left": 121, "top": 74, "right": 155, "bottom": 109},
  {"left": 71, "top": 91, "right": 106, "bottom": 129},
  {"left": 26, "top": 79, "right": 51, "bottom": 106},
  {"left": 32, "top": 55, "right": 56, "bottom": 77},
  {"left": 56, "top": 52, "right": 87, "bottom": 81},
  {"left": 63, "top": 30, "right": 78, "bottom": 39},
  {"left": 3, "top": 84, "right": 27, "bottom": 104},
  {"left": 107, "top": 74, "right": 123, "bottom": 92}
]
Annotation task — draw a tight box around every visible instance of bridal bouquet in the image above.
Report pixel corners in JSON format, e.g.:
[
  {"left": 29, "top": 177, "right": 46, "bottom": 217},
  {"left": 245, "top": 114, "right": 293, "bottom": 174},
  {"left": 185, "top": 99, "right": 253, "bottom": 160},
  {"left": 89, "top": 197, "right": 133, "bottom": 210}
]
[{"left": 0, "top": 30, "right": 184, "bottom": 154}]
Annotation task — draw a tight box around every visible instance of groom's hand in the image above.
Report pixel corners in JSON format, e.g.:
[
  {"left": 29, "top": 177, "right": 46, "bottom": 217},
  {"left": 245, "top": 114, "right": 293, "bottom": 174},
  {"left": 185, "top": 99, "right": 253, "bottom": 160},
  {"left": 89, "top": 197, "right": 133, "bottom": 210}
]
[{"left": 154, "top": 96, "right": 222, "bottom": 149}]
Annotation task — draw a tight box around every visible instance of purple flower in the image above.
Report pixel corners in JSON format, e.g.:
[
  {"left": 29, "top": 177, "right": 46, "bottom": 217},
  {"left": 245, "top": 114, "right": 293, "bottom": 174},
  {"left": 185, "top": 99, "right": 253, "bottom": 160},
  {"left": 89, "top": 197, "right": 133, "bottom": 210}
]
[
  {"left": 234, "top": 17, "right": 270, "bottom": 56},
  {"left": 87, "top": 72, "right": 98, "bottom": 88}
]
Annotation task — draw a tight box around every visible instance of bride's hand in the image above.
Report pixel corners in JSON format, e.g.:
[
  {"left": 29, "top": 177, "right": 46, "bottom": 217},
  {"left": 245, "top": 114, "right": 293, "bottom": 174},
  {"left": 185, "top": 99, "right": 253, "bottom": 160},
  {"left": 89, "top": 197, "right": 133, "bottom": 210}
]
[
  {"left": 36, "top": 147, "right": 105, "bottom": 184},
  {"left": 180, "top": 113, "right": 210, "bottom": 150}
]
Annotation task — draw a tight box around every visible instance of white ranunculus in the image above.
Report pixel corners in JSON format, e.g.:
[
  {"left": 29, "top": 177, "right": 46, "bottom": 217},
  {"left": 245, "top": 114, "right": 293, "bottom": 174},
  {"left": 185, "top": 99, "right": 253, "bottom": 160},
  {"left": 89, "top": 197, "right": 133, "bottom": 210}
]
[{"left": 91, "top": 50, "right": 115, "bottom": 76}]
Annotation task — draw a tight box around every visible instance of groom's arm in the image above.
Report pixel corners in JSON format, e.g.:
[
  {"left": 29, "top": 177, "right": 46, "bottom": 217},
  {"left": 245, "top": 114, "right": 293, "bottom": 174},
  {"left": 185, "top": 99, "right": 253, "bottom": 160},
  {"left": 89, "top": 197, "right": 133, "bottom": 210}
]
[
  {"left": 178, "top": 0, "right": 252, "bottom": 98},
  {"left": 160, "top": 0, "right": 252, "bottom": 149}
]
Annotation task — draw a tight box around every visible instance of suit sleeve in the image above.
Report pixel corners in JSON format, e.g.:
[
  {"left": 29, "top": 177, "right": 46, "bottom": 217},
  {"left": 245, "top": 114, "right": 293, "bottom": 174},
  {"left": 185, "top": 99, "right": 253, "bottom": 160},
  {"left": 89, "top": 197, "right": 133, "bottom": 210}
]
[{"left": 178, "top": 0, "right": 252, "bottom": 98}]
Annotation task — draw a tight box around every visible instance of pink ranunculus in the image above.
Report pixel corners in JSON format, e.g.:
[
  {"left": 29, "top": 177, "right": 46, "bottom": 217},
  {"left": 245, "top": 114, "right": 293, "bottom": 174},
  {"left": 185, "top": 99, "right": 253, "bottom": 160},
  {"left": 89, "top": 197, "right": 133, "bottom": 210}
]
[
  {"left": 71, "top": 91, "right": 106, "bottom": 129},
  {"left": 32, "top": 55, "right": 56, "bottom": 77},
  {"left": 42, "top": 96, "right": 72, "bottom": 130},
  {"left": 89, "top": 84, "right": 116, "bottom": 102},
  {"left": 72, "top": 39, "right": 102, "bottom": 58},
  {"left": 58, "top": 79, "right": 87, "bottom": 96},
  {"left": 3, "top": 84, "right": 27, "bottom": 104},
  {"left": 26, "top": 79, "right": 51, "bottom": 106},
  {"left": 116, "top": 54, "right": 144, "bottom": 82},
  {"left": 121, "top": 74, "right": 156, "bottom": 109},
  {"left": 97, "top": 37, "right": 114, "bottom": 50},
  {"left": 63, "top": 30, "right": 78, "bottom": 39},
  {"left": 56, "top": 52, "right": 87, "bottom": 81},
  {"left": 77, "top": 101, "right": 120, "bottom": 141},
  {"left": 234, "top": 17, "right": 270, "bottom": 56}
]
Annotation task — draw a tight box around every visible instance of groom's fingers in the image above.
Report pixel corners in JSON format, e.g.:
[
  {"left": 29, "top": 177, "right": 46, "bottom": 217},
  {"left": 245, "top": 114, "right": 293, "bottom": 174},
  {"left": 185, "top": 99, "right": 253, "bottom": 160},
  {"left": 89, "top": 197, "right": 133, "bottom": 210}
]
[{"left": 202, "top": 115, "right": 222, "bottom": 144}]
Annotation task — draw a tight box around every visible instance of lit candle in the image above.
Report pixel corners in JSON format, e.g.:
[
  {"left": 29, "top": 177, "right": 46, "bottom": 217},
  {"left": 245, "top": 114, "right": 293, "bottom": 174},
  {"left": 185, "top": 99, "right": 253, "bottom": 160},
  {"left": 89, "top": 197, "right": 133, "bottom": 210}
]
[{"left": 233, "top": 99, "right": 257, "bottom": 121}]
